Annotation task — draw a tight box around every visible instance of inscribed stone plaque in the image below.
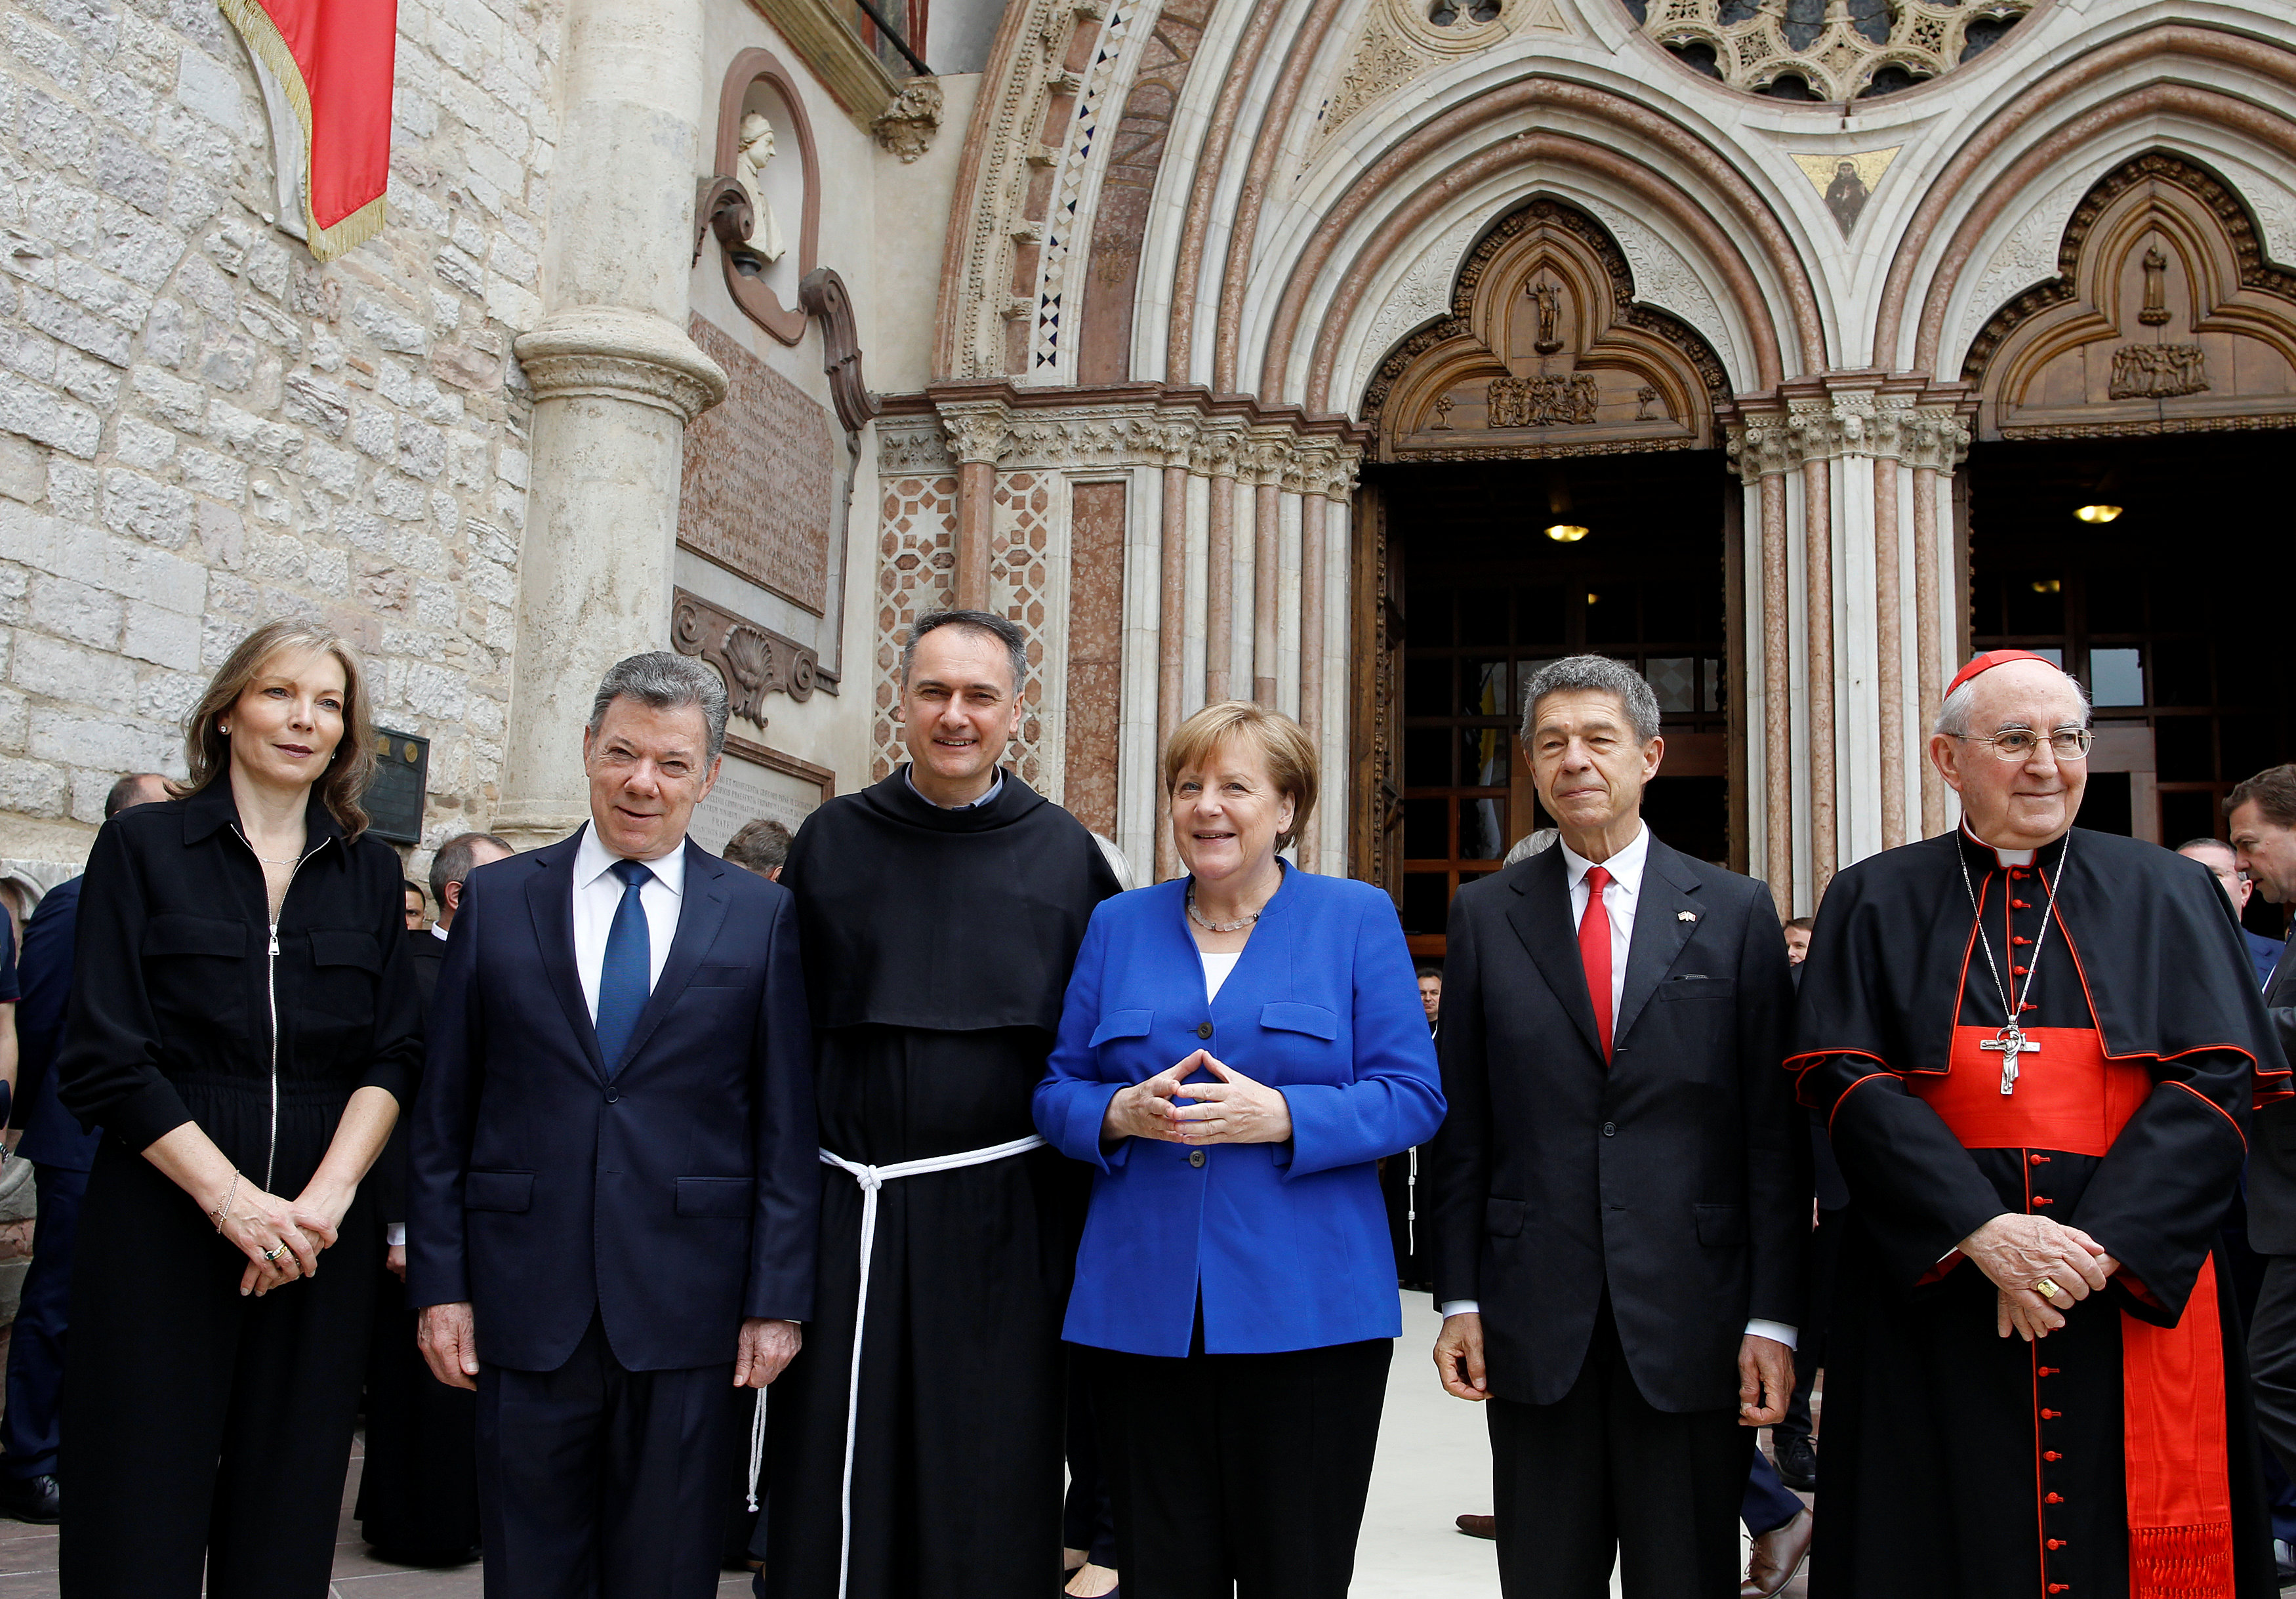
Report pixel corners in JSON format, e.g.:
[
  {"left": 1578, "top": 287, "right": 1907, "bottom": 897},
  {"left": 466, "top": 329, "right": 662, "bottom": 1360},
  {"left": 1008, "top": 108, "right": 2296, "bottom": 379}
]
[
  {"left": 680, "top": 314, "right": 837, "bottom": 615},
  {"left": 688, "top": 748, "right": 823, "bottom": 857},
  {"left": 365, "top": 727, "right": 430, "bottom": 844}
]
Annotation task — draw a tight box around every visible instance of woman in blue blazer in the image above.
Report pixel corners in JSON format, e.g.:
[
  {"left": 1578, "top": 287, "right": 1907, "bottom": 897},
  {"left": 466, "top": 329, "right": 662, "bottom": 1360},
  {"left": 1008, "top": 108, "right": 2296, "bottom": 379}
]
[{"left": 1035, "top": 700, "right": 1444, "bottom": 1599}]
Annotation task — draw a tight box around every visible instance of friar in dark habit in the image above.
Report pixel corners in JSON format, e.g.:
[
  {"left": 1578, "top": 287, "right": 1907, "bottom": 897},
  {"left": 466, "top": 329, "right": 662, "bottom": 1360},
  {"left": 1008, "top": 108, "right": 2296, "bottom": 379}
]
[
  {"left": 1791, "top": 649, "right": 2289, "bottom": 1599},
  {"left": 760, "top": 608, "right": 1120, "bottom": 1599}
]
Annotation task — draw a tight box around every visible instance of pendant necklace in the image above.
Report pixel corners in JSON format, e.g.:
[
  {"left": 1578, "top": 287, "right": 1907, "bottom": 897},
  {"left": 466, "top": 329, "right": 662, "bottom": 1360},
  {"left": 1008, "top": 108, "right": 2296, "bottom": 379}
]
[
  {"left": 1957, "top": 833, "right": 2066, "bottom": 1096},
  {"left": 1186, "top": 891, "right": 1262, "bottom": 935}
]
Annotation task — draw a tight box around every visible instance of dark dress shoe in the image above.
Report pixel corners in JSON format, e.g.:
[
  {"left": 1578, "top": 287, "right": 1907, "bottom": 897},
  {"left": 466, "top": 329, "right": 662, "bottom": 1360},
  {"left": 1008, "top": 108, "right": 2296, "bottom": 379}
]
[
  {"left": 1741, "top": 1507, "right": 1813, "bottom": 1598},
  {"left": 1773, "top": 1432, "right": 1818, "bottom": 1491},
  {"left": 1456, "top": 1513, "right": 1496, "bottom": 1540},
  {"left": 0, "top": 1472, "right": 62, "bottom": 1525}
]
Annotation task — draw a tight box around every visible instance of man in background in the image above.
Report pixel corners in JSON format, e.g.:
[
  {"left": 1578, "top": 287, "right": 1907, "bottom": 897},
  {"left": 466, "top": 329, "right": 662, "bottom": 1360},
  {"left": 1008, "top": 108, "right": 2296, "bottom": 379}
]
[
  {"left": 0, "top": 773, "right": 168, "bottom": 1526},
  {"left": 1782, "top": 917, "right": 1813, "bottom": 967},
  {"left": 724, "top": 819, "right": 793, "bottom": 883},
  {"left": 2179, "top": 835, "right": 2283, "bottom": 989},
  {"left": 403, "top": 880, "right": 429, "bottom": 931},
  {"left": 1417, "top": 963, "right": 1444, "bottom": 1034},
  {"left": 2232, "top": 767, "right": 2296, "bottom": 1512},
  {"left": 356, "top": 830, "right": 512, "bottom": 1564}
]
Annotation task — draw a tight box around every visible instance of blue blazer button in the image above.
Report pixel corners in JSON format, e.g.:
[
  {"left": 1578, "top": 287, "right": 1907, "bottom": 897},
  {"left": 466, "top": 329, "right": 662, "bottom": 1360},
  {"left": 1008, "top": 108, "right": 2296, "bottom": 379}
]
[{"left": 1188, "top": 1149, "right": 1206, "bottom": 1167}]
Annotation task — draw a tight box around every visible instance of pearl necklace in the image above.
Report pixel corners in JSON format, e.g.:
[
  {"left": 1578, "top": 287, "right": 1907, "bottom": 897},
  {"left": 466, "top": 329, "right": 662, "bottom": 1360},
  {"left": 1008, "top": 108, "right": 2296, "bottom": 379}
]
[{"left": 1187, "top": 891, "right": 1263, "bottom": 934}]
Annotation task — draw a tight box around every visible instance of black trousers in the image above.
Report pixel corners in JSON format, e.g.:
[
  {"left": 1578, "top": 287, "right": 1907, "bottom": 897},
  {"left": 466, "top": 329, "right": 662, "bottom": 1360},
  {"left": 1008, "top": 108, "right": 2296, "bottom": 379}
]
[
  {"left": 356, "top": 1255, "right": 480, "bottom": 1561},
  {"left": 2249, "top": 1254, "right": 2296, "bottom": 1486},
  {"left": 476, "top": 1312, "right": 737, "bottom": 1599},
  {"left": 1063, "top": 1350, "right": 1118, "bottom": 1569},
  {"left": 1084, "top": 1335, "right": 1390, "bottom": 1599},
  {"left": 0, "top": 1162, "right": 87, "bottom": 1482},
  {"left": 1487, "top": 1301, "right": 1746, "bottom": 1599},
  {"left": 61, "top": 1142, "right": 377, "bottom": 1599}
]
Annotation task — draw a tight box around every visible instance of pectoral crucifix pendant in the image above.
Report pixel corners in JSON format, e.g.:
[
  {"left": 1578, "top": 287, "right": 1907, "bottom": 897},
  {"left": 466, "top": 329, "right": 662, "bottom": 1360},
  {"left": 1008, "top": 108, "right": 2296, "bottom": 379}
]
[{"left": 1980, "top": 1026, "right": 2039, "bottom": 1095}]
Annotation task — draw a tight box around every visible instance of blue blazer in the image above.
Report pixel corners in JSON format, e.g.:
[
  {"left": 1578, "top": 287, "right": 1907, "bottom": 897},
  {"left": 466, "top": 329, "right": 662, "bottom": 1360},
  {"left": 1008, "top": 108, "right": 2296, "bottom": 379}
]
[
  {"left": 1035, "top": 864, "right": 1443, "bottom": 1357},
  {"left": 406, "top": 828, "right": 820, "bottom": 1373}
]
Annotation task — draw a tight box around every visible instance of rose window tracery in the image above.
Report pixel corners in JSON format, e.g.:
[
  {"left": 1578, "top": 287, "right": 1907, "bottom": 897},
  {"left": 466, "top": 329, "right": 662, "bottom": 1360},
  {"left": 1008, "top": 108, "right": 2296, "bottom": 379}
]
[{"left": 1622, "top": 0, "right": 2032, "bottom": 102}]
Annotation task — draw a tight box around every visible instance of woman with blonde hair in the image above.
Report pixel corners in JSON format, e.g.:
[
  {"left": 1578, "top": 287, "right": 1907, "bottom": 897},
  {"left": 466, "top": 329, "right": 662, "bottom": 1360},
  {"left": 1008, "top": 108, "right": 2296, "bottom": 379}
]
[
  {"left": 58, "top": 618, "right": 422, "bottom": 1597},
  {"left": 1035, "top": 700, "right": 1444, "bottom": 1598}
]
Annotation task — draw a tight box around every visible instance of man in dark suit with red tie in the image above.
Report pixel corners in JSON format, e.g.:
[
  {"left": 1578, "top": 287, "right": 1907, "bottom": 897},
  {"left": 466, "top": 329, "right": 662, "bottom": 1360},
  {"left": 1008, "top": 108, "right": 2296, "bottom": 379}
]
[
  {"left": 407, "top": 652, "right": 819, "bottom": 1599},
  {"left": 1427, "top": 655, "right": 1805, "bottom": 1598}
]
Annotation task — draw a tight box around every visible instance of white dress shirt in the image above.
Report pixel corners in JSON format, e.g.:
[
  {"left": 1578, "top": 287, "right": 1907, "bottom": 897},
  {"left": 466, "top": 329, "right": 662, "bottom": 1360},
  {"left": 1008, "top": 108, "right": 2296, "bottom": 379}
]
[
  {"left": 1442, "top": 824, "right": 1795, "bottom": 1349},
  {"left": 1201, "top": 950, "right": 1241, "bottom": 1002},
  {"left": 571, "top": 824, "right": 685, "bottom": 1021},
  {"left": 430, "top": 920, "right": 450, "bottom": 942}
]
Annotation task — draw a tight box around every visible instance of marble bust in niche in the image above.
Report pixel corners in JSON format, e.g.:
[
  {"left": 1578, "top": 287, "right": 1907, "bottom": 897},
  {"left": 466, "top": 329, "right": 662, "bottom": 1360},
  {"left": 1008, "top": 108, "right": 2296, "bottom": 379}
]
[{"left": 734, "top": 111, "right": 788, "bottom": 266}]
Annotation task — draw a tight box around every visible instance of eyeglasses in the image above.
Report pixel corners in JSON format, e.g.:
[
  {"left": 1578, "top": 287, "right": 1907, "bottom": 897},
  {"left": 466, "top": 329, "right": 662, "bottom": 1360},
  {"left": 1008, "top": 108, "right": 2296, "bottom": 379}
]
[{"left": 1954, "top": 727, "right": 2094, "bottom": 762}]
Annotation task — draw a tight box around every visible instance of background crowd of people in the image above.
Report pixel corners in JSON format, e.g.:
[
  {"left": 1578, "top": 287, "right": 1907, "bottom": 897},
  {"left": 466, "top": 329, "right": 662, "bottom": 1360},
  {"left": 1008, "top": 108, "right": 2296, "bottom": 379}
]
[{"left": 0, "top": 615, "right": 2290, "bottom": 1599}]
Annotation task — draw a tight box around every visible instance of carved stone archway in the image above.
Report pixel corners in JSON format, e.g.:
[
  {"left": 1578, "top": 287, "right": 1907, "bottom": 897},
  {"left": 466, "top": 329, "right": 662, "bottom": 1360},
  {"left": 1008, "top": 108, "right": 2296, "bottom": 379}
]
[
  {"left": 1963, "top": 152, "right": 2296, "bottom": 439},
  {"left": 1361, "top": 199, "right": 1733, "bottom": 462}
]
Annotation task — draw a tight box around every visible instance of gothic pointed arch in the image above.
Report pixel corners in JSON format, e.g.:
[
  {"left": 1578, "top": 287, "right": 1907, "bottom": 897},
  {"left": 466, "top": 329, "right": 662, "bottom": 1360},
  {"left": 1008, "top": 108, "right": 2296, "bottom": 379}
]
[
  {"left": 1961, "top": 152, "right": 2296, "bottom": 439},
  {"left": 1359, "top": 198, "right": 1732, "bottom": 462}
]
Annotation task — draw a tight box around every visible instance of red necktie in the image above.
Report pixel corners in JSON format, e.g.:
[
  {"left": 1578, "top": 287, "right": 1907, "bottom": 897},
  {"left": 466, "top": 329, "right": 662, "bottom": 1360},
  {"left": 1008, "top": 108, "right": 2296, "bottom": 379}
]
[{"left": 1580, "top": 864, "right": 1614, "bottom": 1061}]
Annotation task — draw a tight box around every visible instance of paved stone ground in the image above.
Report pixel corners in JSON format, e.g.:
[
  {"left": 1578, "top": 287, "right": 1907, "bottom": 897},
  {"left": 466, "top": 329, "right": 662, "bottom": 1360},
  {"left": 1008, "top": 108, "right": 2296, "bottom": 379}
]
[{"left": 0, "top": 1291, "right": 1813, "bottom": 1598}]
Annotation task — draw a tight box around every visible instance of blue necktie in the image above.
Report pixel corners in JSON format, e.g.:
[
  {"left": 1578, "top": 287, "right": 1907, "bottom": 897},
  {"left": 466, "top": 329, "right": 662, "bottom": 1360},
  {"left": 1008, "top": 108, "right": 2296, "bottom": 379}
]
[{"left": 594, "top": 859, "right": 653, "bottom": 1076}]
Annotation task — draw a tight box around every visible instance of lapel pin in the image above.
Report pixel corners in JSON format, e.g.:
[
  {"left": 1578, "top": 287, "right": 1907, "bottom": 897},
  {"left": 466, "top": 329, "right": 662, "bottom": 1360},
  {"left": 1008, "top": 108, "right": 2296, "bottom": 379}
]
[{"left": 1677, "top": 911, "right": 1698, "bottom": 922}]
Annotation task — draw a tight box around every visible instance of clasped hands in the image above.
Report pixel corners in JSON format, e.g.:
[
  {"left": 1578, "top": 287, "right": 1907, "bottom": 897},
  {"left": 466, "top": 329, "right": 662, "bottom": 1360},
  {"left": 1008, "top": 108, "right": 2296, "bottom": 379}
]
[
  {"left": 1101, "top": 1049, "right": 1293, "bottom": 1146},
  {"left": 215, "top": 1179, "right": 353, "bottom": 1299},
  {"left": 1959, "top": 1211, "right": 2119, "bottom": 1343}
]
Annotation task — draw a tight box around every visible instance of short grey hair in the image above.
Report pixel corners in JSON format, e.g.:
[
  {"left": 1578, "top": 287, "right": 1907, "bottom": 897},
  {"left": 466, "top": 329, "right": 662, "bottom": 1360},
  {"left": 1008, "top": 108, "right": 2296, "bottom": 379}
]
[
  {"left": 901, "top": 609, "right": 1029, "bottom": 695},
  {"left": 589, "top": 651, "right": 729, "bottom": 760},
  {"left": 1519, "top": 655, "right": 1662, "bottom": 745},
  {"left": 1932, "top": 666, "right": 2091, "bottom": 738}
]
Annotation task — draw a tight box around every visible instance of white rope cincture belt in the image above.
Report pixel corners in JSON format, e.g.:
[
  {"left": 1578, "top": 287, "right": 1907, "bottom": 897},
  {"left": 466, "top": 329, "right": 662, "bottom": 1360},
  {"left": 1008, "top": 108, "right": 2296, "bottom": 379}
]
[{"left": 771, "top": 1133, "right": 1048, "bottom": 1599}]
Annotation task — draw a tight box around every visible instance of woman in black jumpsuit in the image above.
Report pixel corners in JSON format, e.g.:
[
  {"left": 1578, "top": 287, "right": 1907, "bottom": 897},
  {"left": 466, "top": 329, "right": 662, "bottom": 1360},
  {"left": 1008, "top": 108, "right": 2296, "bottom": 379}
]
[{"left": 57, "top": 619, "right": 421, "bottom": 1598}]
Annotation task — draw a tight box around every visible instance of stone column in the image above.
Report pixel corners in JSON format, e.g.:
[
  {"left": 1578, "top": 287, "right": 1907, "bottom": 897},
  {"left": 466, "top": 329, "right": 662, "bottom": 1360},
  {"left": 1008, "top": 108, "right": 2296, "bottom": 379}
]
[
  {"left": 1201, "top": 426, "right": 1242, "bottom": 704},
  {"left": 1250, "top": 434, "right": 1287, "bottom": 709},
  {"left": 940, "top": 402, "right": 1011, "bottom": 611},
  {"left": 1154, "top": 420, "right": 1198, "bottom": 883},
  {"left": 497, "top": 0, "right": 726, "bottom": 849}
]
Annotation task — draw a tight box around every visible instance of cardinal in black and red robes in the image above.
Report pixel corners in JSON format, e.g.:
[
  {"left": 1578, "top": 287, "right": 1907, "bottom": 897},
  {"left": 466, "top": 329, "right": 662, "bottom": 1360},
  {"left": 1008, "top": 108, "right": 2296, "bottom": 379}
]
[{"left": 1790, "top": 649, "right": 2289, "bottom": 1599}]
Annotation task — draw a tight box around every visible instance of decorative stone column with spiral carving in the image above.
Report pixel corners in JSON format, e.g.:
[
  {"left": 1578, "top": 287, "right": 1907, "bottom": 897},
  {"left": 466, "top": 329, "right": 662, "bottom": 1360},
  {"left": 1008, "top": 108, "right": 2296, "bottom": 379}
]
[{"left": 496, "top": 0, "right": 727, "bottom": 848}]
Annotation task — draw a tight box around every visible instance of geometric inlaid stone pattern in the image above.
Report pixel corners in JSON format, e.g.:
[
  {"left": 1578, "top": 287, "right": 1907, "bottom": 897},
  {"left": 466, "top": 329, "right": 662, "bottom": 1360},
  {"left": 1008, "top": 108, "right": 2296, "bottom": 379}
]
[
  {"left": 990, "top": 470, "right": 1056, "bottom": 787},
  {"left": 872, "top": 474, "right": 957, "bottom": 780},
  {"left": 680, "top": 315, "right": 838, "bottom": 615}
]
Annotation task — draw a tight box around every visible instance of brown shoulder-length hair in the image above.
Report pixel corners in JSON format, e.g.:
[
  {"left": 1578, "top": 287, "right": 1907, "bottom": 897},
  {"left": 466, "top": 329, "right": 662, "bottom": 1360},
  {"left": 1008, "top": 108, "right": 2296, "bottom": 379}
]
[
  {"left": 174, "top": 619, "right": 379, "bottom": 840},
  {"left": 1162, "top": 700, "right": 1319, "bottom": 853}
]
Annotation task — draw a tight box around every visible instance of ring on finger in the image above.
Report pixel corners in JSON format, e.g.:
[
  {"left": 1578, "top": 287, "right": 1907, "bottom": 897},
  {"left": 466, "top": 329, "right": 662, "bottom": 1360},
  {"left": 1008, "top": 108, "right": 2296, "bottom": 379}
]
[
  {"left": 2035, "top": 1277, "right": 2061, "bottom": 1302},
  {"left": 262, "top": 1242, "right": 288, "bottom": 1262}
]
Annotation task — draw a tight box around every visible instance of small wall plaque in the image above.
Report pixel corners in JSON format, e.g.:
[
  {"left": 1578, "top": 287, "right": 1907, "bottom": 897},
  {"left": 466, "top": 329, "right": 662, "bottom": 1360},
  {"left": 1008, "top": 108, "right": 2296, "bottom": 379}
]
[{"left": 365, "top": 727, "right": 430, "bottom": 845}]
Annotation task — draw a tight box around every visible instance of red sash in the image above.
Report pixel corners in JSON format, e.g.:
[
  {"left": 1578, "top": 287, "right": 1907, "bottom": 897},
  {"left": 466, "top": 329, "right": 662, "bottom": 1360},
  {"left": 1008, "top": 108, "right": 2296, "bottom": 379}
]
[{"left": 1912, "top": 1027, "right": 2235, "bottom": 1599}]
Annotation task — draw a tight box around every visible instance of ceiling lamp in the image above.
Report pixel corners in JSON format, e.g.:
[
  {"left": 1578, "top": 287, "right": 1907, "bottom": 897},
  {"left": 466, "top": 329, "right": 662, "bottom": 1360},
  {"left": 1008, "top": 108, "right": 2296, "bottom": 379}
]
[
  {"left": 2075, "top": 504, "right": 2123, "bottom": 523},
  {"left": 1546, "top": 523, "right": 1589, "bottom": 542}
]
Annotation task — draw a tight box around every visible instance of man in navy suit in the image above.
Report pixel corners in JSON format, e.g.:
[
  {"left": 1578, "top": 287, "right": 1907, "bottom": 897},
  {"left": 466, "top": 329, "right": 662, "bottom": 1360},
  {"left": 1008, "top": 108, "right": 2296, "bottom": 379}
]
[
  {"left": 0, "top": 773, "right": 169, "bottom": 1527},
  {"left": 2178, "top": 836, "right": 2285, "bottom": 990},
  {"left": 408, "top": 651, "right": 818, "bottom": 1599}
]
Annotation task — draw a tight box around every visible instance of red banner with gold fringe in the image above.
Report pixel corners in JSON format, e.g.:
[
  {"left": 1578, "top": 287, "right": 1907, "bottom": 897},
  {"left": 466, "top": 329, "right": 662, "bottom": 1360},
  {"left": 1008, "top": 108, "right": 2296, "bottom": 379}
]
[{"left": 218, "top": 0, "right": 398, "bottom": 260}]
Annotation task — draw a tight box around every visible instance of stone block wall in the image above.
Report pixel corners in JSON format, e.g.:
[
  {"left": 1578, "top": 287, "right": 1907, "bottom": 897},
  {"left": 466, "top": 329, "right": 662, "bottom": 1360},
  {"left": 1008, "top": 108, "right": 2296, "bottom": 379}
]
[{"left": 0, "top": 0, "right": 564, "bottom": 863}]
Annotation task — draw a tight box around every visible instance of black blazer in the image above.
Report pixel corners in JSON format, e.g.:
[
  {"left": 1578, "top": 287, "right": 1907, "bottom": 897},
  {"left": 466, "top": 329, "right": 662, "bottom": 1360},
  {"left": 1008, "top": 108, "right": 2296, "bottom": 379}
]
[
  {"left": 1425, "top": 834, "right": 1805, "bottom": 1413},
  {"left": 405, "top": 828, "right": 820, "bottom": 1372},
  {"left": 2245, "top": 944, "right": 2296, "bottom": 1253},
  {"left": 57, "top": 782, "right": 421, "bottom": 1192}
]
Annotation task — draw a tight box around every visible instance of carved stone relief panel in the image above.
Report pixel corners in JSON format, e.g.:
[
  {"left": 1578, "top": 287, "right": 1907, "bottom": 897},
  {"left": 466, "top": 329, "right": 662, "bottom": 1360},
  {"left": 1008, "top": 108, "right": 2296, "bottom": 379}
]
[
  {"left": 1360, "top": 199, "right": 1729, "bottom": 462},
  {"left": 679, "top": 315, "right": 840, "bottom": 615},
  {"left": 670, "top": 588, "right": 819, "bottom": 727},
  {"left": 1964, "top": 153, "right": 2296, "bottom": 441}
]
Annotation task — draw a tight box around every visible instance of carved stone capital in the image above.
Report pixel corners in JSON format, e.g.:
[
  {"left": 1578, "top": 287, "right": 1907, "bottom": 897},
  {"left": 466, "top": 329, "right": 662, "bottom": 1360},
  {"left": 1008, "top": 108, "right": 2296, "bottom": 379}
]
[
  {"left": 939, "top": 400, "right": 1012, "bottom": 465},
  {"left": 878, "top": 418, "right": 956, "bottom": 475},
  {"left": 515, "top": 306, "right": 729, "bottom": 422},
  {"left": 871, "top": 77, "right": 943, "bottom": 164},
  {"left": 1192, "top": 420, "right": 1248, "bottom": 477},
  {"left": 672, "top": 589, "right": 818, "bottom": 726},
  {"left": 1727, "top": 388, "right": 1970, "bottom": 479}
]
